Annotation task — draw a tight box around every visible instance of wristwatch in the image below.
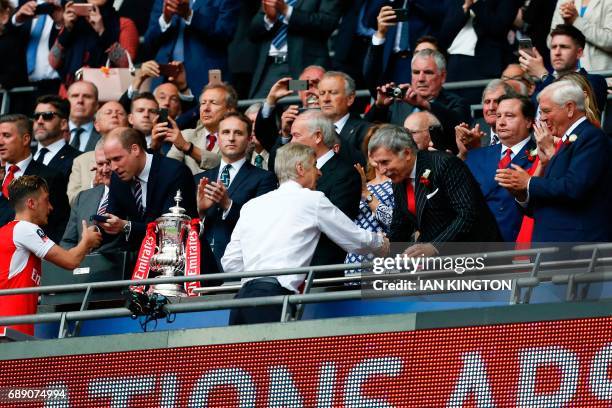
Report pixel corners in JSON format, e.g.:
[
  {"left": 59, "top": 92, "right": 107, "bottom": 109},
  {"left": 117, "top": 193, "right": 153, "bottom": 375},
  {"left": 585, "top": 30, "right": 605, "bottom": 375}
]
[
  {"left": 539, "top": 73, "right": 550, "bottom": 83},
  {"left": 365, "top": 194, "right": 374, "bottom": 203}
]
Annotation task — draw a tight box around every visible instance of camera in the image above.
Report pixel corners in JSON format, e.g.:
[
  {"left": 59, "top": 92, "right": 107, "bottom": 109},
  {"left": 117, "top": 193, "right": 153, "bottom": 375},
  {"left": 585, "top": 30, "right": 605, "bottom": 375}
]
[{"left": 385, "top": 86, "right": 406, "bottom": 99}]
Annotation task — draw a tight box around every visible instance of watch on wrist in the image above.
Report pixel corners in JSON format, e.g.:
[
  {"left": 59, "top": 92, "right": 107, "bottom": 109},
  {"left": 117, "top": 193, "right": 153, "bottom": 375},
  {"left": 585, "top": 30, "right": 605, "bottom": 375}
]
[
  {"left": 539, "top": 73, "right": 550, "bottom": 83},
  {"left": 184, "top": 142, "right": 194, "bottom": 156},
  {"left": 122, "top": 221, "right": 132, "bottom": 237}
]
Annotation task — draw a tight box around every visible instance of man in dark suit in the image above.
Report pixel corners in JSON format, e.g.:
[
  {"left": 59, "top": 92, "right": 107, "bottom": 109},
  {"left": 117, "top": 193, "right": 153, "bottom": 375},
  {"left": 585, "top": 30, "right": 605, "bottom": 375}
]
[
  {"left": 143, "top": 0, "right": 240, "bottom": 99},
  {"left": 496, "top": 80, "right": 612, "bottom": 242},
  {"left": 67, "top": 81, "right": 101, "bottom": 153},
  {"left": 519, "top": 24, "right": 608, "bottom": 115},
  {"left": 465, "top": 95, "right": 537, "bottom": 242},
  {"left": 441, "top": 0, "right": 522, "bottom": 104},
  {"left": 291, "top": 110, "right": 361, "bottom": 266},
  {"left": 366, "top": 49, "right": 471, "bottom": 154},
  {"left": 99, "top": 127, "right": 197, "bottom": 249},
  {"left": 195, "top": 112, "right": 277, "bottom": 268},
  {"left": 248, "top": 0, "right": 343, "bottom": 98},
  {"left": 0, "top": 114, "right": 69, "bottom": 242},
  {"left": 61, "top": 141, "right": 122, "bottom": 252},
  {"left": 369, "top": 124, "right": 501, "bottom": 257},
  {"left": 10, "top": 1, "right": 63, "bottom": 111},
  {"left": 32, "top": 95, "right": 81, "bottom": 182},
  {"left": 228, "top": 0, "right": 261, "bottom": 98},
  {"left": 362, "top": 1, "right": 446, "bottom": 90},
  {"left": 332, "top": 0, "right": 384, "bottom": 89},
  {"left": 319, "top": 71, "right": 371, "bottom": 166}
]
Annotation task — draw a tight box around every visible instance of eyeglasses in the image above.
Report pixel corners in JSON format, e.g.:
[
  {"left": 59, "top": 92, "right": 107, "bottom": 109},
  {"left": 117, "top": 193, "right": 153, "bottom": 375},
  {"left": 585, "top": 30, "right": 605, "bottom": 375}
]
[{"left": 33, "top": 111, "right": 61, "bottom": 121}]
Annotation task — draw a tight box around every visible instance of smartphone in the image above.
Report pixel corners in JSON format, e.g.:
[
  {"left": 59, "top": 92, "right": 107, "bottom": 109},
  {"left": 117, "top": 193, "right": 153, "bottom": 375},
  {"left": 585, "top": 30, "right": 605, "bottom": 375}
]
[
  {"left": 518, "top": 38, "right": 534, "bottom": 57},
  {"left": 289, "top": 80, "right": 309, "bottom": 91},
  {"left": 208, "top": 69, "right": 222, "bottom": 85},
  {"left": 158, "top": 63, "right": 180, "bottom": 78},
  {"left": 157, "top": 108, "right": 169, "bottom": 124},
  {"left": 90, "top": 214, "right": 109, "bottom": 223},
  {"left": 393, "top": 8, "right": 410, "bottom": 22},
  {"left": 35, "top": 3, "right": 56, "bottom": 15},
  {"left": 72, "top": 3, "right": 93, "bottom": 17}
]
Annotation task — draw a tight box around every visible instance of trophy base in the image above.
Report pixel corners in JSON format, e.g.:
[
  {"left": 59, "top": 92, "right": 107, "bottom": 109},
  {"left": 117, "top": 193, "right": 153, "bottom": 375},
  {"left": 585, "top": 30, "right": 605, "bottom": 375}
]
[{"left": 149, "top": 283, "right": 187, "bottom": 298}]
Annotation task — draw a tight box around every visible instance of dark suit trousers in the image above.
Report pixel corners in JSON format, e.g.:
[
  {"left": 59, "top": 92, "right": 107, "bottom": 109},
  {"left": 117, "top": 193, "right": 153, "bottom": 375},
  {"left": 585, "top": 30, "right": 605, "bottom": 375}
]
[
  {"left": 228, "top": 278, "right": 294, "bottom": 325},
  {"left": 250, "top": 59, "right": 291, "bottom": 99}
]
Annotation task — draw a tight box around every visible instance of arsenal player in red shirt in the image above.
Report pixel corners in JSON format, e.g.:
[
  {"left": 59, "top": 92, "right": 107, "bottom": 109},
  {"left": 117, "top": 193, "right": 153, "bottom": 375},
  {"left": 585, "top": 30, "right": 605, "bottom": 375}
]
[{"left": 0, "top": 176, "right": 101, "bottom": 336}]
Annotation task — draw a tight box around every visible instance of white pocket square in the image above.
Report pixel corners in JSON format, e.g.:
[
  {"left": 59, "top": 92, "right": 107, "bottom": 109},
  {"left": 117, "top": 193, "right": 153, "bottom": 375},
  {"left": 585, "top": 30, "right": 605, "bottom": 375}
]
[{"left": 426, "top": 188, "right": 439, "bottom": 200}]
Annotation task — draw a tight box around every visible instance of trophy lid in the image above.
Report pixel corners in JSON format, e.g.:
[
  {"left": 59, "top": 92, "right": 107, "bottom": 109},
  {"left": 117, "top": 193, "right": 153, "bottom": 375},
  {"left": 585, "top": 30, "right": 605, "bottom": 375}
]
[{"left": 158, "top": 190, "right": 191, "bottom": 221}]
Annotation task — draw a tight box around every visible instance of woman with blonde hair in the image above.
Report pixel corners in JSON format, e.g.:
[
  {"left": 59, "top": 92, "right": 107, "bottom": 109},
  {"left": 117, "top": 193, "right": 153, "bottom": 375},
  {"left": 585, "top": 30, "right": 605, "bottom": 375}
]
[{"left": 558, "top": 71, "right": 601, "bottom": 127}]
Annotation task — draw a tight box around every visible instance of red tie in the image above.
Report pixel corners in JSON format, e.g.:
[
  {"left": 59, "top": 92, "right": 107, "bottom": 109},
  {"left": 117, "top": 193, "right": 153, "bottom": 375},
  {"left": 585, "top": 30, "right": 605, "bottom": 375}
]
[
  {"left": 2, "top": 165, "right": 19, "bottom": 198},
  {"left": 498, "top": 148, "right": 512, "bottom": 169},
  {"left": 554, "top": 138, "right": 564, "bottom": 153},
  {"left": 406, "top": 180, "right": 416, "bottom": 215},
  {"left": 206, "top": 133, "right": 217, "bottom": 151}
]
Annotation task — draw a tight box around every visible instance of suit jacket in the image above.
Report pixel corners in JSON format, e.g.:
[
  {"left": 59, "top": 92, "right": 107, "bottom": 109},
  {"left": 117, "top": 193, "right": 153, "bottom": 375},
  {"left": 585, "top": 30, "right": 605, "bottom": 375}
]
[
  {"left": 338, "top": 114, "right": 371, "bottom": 166},
  {"left": 116, "top": 0, "right": 155, "bottom": 36},
  {"left": 106, "top": 154, "right": 197, "bottom": 248},
  {"left": 166, "top": 122, "right": 221, "bottom": 174},
  {"left": 60, "top": 185, "right": 122, "bottom": 252},
  {"left": 78, "top": 129, "right": 101, "bottom": 153},
  {"left": 311, "top": 154, "right": 361, "bottom": 267},
  {"left": 143, "top": 0, "right": 241, "bottom": 99},
  {"left": 440, "top": 0, "right": 522, "bottom": 78},
  {"left": 362, "top": 0, "right": 446, "bottom": 89},
  {"left": 228, "top": 0, "right": 260, "bottom": 76},
  {"left": 35, "top": 143, "right": 81, "bottom": 183},
  {"left": 527, "top": 119, "right": 612, "bottom": 242},
  {"left": 332, "top": 0, "right": 383, "bottom": 62},
  {"left": 67, "top": 151, "right": 95, "bottom": 205},
  {"left": 390, "top": 150, "right": 501, "bottom": 249},
  {"left": 0, "top": 160, "right": 69, "bottom": 243},
  {"left": 248, "top": 0, "right": 343, "bottom": 97},
  {"left": 195, "top": 162, "right": 278, "bottom": 266},
  {"left": 365, "top": 90, "right": 472, "bottom": 154},
  {"left": 465, "top": 139, "right": 536, "bottom": 242}
]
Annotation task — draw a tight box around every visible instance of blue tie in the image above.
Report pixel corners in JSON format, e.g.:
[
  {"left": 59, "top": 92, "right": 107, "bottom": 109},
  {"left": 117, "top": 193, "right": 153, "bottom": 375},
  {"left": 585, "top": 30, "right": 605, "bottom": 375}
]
[
  {"left": 26, "top": 15, "right": 47, "bottom": 75},
  {"left": 171, "top": 0, "right": 195, "bottom": 62},
  {"left": 271, "top": 0, "right": 297, "bottom": 50},
  {"left": 397, "top": 1, "right": 410, "bottom": 51},
  {"left": 219, "top": 164, "right": 231, "bottom": 188}
]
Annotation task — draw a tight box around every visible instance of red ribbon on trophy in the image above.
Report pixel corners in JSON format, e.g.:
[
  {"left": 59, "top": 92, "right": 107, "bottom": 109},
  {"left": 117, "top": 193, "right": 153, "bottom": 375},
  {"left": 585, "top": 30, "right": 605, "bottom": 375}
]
[
  {"left": 184, "top": 219, "right": 202, "bottom": 296},
  {"left": 130, "top": 222, "right": 158, "bottom": 293}
]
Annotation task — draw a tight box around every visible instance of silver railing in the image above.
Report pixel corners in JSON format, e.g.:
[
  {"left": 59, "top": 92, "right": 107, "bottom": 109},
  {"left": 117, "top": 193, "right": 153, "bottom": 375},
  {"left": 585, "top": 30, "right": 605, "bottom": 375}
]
[{"left": 1, "top": 244, "right": 611, "bottom": 338}]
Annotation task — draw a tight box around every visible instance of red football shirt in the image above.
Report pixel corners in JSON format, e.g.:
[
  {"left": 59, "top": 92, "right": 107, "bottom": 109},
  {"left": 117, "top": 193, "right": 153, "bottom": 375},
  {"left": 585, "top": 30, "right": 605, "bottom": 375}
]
[{"left": 0, "top": 221, "right": 55, "bottom": 335}]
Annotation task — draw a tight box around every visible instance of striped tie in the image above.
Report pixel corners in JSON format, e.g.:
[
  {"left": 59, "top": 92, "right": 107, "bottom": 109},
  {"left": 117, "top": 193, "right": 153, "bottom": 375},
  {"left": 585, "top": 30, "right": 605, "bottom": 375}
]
[
  {"left": 97, "top": 194, "right": 108, "bottom": 215},
  {"left": 219, "top": 164, "right": 231, "bottom": 188},
  {"left": 271, "top": 0, "right": 297, "bottom": 50},
  {"left": 132, "top": 179, "right": 144, "bottom": 216}
]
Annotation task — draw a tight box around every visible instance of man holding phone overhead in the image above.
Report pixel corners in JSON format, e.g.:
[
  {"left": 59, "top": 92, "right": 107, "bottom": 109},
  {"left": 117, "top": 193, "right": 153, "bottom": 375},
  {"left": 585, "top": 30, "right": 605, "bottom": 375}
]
[{"left": 144, "top": 0, "right": 241, "bottom": 98}]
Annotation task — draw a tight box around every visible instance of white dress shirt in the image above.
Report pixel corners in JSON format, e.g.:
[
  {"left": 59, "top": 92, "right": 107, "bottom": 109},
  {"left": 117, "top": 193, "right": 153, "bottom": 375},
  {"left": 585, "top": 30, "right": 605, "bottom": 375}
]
[
  {"left": 33, "top": 139, "right": 66, "bottom": 165},
  {"left": 334, "top": 113, "right": 350, "bottom": 134},
  {"left": 12, "top": 11, "right": 60, "bottom": 82},
  {"left": 218, "top": 157, "right": 246, "bottom": 188},
  {"left": 316, "top": 150, "right": 335, "bottom": 170},
  {"left": 263, "top": 5, "right": 294, "bottom": 56},
  {"left": 68, "top": 121, "right": 95, "bottom": 152},
  {"left": 135, "top": 153, "right": 153, "bottom": 209},
  {"left": 500, "top": 137, "right": 531, "bottom": 160},
  {"left": 250, "top": 149, "right": 270, "bottom": 170},
  {"left": 4, "top": 155, "right": 33, "bottom": 182},
  {"left": 221, "top": 180, "right": 383, "bottom": 292}
]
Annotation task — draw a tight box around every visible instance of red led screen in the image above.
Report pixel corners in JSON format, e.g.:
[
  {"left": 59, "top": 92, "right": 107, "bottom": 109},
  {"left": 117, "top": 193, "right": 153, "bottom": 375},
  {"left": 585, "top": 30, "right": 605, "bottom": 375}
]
[{"left": 0, "top": 316, "right": 611, "bottom": 407}]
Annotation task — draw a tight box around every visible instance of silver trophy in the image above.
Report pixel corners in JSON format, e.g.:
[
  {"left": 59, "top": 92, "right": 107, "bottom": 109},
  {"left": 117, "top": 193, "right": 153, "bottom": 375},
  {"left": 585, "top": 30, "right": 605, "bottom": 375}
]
[{"left": 149, "top": 190, "right": 191, "bottom": 297}]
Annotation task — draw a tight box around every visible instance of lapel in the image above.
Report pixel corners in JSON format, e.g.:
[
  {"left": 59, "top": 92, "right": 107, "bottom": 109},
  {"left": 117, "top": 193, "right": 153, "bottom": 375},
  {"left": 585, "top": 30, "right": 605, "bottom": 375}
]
[
  {"left": 145, "top": 155, "right": 161, "bottom": 211},
  {"left": 47, "top": 143, "right": 67, "bottom": 167},
  {"left": 486, "top": 143, "right": 503, "bottom": 173},
  {"left": 546, "top": 120, "right": 588, "bottom": 174},
  {"left": 227, "top": 162, "right": 252, "bottom": 196},
  {"left": 511, "top": 138, "right": 536, "bottom": 168},
  {"left": 414, "top": 151, "right": 430, "bottom": 224},
  {"left": 340, "top": 116, "right": 357, "bottom": 141},
  {"left": 87, "top": 185, "right": 105, "bottom": 215}
]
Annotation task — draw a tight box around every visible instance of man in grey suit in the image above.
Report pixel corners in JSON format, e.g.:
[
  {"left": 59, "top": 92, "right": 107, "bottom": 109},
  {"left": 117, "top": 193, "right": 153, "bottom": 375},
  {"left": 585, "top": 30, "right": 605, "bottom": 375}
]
[
  {"left": 67, "top": 81, "right": 101, "bottom": 153},
  {"left": 60, "top": 141, "right": 120, "bottom": 252}
]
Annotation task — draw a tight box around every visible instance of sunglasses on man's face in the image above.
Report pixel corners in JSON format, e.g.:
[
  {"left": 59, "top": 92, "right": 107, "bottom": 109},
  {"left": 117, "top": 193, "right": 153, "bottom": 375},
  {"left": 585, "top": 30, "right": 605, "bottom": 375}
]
[{"left": 33, "top": 111, "right": 61, "bottom": 121}]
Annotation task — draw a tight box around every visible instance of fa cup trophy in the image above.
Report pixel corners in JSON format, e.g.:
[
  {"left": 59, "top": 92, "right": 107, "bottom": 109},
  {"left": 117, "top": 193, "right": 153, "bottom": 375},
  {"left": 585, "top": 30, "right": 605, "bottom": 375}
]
[{"left": 130, "top": 190, "right": 202, "bottom": 297}]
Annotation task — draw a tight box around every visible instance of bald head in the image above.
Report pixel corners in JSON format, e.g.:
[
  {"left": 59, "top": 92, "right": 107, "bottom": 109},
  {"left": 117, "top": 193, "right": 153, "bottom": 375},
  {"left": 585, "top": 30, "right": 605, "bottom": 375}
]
[{"left": 403, "top": 112, "right": 440, "bottom": 150}]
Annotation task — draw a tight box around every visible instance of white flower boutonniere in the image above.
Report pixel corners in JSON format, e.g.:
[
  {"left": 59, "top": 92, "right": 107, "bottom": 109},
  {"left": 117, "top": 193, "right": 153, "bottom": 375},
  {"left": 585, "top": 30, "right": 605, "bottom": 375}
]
[
  {"left": 419, "top": 169, "right": 432, "bottom": 187},
  {"left": 568, "top": 134, "right": 578, "bottom": 143}
]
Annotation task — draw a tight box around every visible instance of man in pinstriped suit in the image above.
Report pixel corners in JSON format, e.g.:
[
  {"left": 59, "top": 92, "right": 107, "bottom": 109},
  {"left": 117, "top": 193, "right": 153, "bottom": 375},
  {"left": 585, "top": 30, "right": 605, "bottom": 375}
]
[{"left": 368, "top": 125, "right": 501, "bottom": 257}]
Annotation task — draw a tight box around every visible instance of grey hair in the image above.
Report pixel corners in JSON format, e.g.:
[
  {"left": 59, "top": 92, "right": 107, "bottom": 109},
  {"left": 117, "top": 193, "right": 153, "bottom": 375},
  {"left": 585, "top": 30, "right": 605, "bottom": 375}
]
[
  {"left": 298, "top": 109, "right": 336, "bottom": 149},
  {"left": 322, "top": 71, "right": 356, "bottom": 95},
  {"left": 274, "top": 143, "right": 316, "bottom": 184},
  {"left": 482, "top": 79, "right": 517, "bottom": 102},
  {"left": 368, "top": 124, "right": 417, "bottom": 155},
  {"left": 538, "top": 80, "right": 585, "bottom": 111},
  {"left": 244, "top": 102, "right": 263, "bottom": 117},
  {"left": 412, "top": 48, "right": 446, "bottom": 72}
]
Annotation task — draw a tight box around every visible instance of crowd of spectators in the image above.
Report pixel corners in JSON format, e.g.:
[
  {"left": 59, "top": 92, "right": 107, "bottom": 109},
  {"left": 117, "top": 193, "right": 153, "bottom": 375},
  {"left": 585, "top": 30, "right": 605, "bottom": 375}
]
[{"left": 0, "top": 0, "right": 611, "bottom": 328}]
